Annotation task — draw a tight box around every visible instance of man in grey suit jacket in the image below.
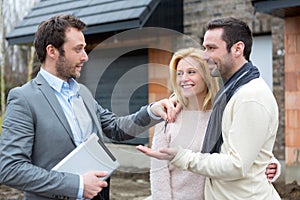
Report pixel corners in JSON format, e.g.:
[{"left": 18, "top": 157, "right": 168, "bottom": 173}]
[{"left": 0, "top": 14, "right": 178, "bottom": 200}]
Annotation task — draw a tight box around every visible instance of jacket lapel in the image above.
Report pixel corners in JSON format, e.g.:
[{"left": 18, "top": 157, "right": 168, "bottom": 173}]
[{"left": 34, "top": 73, "right": 75, "bottom": 144}]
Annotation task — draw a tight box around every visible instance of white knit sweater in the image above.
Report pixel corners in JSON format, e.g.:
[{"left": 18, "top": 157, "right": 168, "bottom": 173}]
[{"left": 150, "top": 110, "right": 211, "bottom": 200}]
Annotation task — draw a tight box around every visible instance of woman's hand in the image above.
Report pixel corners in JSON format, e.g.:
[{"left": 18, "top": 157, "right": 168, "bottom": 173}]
[{"left": 136, "top": 145, "right": 178, "bottom": 161}]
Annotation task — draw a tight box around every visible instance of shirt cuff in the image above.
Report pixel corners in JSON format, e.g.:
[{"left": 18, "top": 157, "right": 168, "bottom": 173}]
[
  {"left": 147, "top": 102, "right": 162, "bottom": 120},
  {"left": 77, "top": 175, "right": 84, "bottom": 199}
]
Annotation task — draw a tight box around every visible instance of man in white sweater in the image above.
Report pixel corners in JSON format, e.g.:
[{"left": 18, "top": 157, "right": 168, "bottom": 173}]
[{"left": 137, "top": 17, "right": 280, "bottom": 199}]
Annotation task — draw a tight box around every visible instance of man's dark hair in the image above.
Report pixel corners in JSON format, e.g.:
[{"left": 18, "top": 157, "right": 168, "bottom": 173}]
[
  {"left": 34, "top": 14, "right": 87, "bottom": 63},
  {"left": 205, "top": 17, "right": 252, "bottom": 61}
]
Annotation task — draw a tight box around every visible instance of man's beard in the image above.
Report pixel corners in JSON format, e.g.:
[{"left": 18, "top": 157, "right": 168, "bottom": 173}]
[
  {"left": 210, "top": 68, "right": 221, "bottom": 77},
  {"left": 55, "top": 55, "right": 78, "bottom": 80},
  {"left": 207, "top": 60, "right": 221, "bottom": 77}
]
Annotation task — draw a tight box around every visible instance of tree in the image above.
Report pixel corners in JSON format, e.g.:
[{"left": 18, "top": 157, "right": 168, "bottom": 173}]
[
  {"left": 0, "top": 0, "right": 39, "bottom": 134},
  {"left": 0, "top": 0, "right": 5, "bottom": 128}
]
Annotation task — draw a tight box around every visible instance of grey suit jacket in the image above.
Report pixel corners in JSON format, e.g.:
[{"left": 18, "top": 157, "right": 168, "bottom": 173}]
[{"left": 0, "top": 73, "right": 160, "bottom": 200}]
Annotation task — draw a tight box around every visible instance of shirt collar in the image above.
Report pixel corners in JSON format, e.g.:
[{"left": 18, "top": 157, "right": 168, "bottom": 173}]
[{"left": 39, "top": 67, "right": 80, "bottom": 95}]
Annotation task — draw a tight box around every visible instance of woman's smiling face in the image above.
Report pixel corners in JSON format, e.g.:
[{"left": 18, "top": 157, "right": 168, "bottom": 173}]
[{"left": 176, "top": 56, "right": 207, "bottom": 101}]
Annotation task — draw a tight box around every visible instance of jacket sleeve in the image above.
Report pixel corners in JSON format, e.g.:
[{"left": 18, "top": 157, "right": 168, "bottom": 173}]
[
  {"left": 96, "top": 100, "right": 162, "bottom": 142},
  {"left": 79, "top": 84, "right": 162, "bottom": 142}
]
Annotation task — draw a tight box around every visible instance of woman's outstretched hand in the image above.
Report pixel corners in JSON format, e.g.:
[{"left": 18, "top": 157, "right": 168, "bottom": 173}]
[{"left": 136, "top": 145, "right": 178, "bottom": 161}]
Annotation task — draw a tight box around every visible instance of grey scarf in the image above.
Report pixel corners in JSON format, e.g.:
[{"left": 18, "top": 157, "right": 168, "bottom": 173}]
[{"left": 201, "top": 62, "right": 260, "bottom": 153}]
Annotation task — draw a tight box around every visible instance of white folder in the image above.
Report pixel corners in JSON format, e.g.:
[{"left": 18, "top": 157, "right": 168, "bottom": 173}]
[{"left": 52, "top": 133, "right": 120, "bottom": 180}]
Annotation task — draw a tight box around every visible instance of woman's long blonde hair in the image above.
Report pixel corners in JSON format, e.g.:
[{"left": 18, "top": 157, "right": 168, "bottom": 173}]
[{"left": 169, "top": 48, "right": 219, "bottom": 111}]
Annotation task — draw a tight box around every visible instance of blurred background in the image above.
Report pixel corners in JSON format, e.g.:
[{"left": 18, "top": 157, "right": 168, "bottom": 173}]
[{"left": 0, "top": 0, "right": 300, "bottom": 199}]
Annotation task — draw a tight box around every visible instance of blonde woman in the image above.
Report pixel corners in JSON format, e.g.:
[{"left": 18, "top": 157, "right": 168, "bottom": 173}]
[{"left": 149, "top": 48, "right": 218, "bottom": 200}]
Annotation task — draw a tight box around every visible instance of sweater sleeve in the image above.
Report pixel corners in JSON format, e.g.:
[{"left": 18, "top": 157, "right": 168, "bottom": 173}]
[
  {"left": 171, "top": 100, "right": 275, "bottom": 181},
  {"left": 150, "top": 122, "right": 172, "bottom": 200}
]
